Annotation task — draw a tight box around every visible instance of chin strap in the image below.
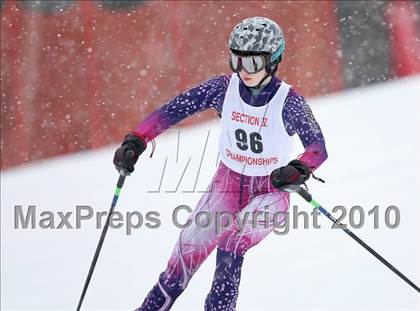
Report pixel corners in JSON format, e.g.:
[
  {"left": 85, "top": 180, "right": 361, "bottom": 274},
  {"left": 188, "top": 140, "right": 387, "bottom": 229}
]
[{"left": 252, "top": 72, "right": 271, "bottom": 89}]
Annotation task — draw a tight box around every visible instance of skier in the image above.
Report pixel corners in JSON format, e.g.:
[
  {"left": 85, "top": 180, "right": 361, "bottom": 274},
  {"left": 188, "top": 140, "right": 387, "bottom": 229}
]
[{"left": 113, "top": 17, "right": 327, "bottom": 311}]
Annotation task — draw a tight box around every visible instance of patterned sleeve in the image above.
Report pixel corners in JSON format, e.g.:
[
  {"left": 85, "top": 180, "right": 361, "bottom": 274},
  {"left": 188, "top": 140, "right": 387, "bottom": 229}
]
[
  {"left": 134, "top": 75, "right": 230, "bottom": 142},
  {"left": 282, "top": 88, "right": 328, "bottom": 170}
]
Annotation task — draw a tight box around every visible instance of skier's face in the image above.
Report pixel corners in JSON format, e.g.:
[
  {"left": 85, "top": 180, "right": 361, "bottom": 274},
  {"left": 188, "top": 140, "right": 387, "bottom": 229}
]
[{"left": 239, "top": 68, "right": 268, "bottom": 87}]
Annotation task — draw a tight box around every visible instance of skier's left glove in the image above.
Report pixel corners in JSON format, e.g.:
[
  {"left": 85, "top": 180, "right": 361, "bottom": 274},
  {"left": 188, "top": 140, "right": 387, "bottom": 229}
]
[
  {"left": 270, "top": 159, "right": 311, "bottom": 189},
  {"left": 113, "top": 133, "right": 146, "bottom": 176}
]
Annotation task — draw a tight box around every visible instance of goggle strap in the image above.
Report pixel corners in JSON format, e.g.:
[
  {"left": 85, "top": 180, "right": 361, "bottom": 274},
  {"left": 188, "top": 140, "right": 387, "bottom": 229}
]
[{"left": 270, "top": 46, "right": 283, "bottom": 62}]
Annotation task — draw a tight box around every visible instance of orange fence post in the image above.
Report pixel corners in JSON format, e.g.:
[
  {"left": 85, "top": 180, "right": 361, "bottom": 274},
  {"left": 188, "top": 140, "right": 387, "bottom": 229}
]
[
  {"left": 385, "top": 1, "right": 420, "bottom": 77},
  {"left": 80, "top": 1, "right": 103, "bottom": 149}
]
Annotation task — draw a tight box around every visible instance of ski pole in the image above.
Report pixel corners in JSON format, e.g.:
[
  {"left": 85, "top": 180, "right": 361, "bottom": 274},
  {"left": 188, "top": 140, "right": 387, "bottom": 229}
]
[
  {"left": 76, "top": 174, "right": 126, "bottom": 311},
  {"left": 281, "top": 184, "right": 420, "bottom": 293}
]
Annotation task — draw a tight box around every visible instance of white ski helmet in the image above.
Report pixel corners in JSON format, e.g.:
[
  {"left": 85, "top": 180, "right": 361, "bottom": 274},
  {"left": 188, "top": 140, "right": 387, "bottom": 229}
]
[{"left": 228, "top": 16, "right": 285, "bottom": 74}]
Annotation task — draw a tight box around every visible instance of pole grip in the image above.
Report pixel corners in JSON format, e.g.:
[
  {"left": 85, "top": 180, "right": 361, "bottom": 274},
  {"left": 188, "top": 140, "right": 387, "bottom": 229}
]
[
  {"left": 117, "top": 174, "right": 125, "bottom": 188},
  {"left": 296, "top": 187, "right": 312, "bottom": 202}
]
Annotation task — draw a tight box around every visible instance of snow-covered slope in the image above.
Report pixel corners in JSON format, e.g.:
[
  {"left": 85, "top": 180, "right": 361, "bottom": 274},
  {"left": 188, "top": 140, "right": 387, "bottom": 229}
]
[{"left": 1, "top": 76, "right": 419, "bottom": 311}]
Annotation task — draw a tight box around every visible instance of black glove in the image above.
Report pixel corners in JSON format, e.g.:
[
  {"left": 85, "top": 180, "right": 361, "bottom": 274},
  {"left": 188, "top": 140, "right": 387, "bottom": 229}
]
[
  {"left": 270, "top": 159, "right": 311, "bottom": 189},
  {"left": 113, "top": 133, "right": 146, "bottom": 176}
]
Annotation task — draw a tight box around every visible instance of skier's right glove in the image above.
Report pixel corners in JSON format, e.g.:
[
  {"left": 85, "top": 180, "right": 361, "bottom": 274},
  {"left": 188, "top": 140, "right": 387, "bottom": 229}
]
[{"left": 113, "top": 133, "right": 146, "bottom": 176}]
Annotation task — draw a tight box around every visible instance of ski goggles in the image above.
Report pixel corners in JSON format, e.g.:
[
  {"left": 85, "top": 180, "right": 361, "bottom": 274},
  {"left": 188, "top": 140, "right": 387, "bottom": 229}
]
[{"left": 229, "top": 51, "right": 268, "bottom": 74}]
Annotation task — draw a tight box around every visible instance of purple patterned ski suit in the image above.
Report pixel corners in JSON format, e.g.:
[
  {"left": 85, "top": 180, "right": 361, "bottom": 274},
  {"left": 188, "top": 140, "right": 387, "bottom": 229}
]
[{"left": 134, "top": 75, "right": 327, "bottom": 310}]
